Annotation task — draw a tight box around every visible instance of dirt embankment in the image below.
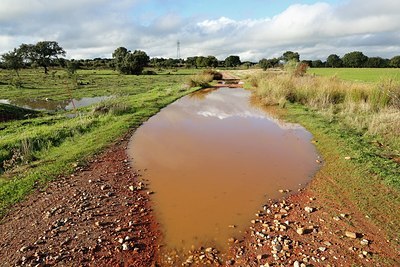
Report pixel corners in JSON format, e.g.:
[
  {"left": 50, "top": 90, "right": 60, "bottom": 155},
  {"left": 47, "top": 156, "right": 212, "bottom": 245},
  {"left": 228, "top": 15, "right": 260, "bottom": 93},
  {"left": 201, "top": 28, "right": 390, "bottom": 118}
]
[{"left": 0, "top": 134, "right": 160, "bottom": 266}]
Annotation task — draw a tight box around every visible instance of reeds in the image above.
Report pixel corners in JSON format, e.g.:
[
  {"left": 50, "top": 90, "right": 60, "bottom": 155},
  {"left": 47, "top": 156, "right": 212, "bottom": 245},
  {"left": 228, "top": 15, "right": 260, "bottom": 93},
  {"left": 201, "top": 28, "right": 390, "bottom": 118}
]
[{"left": 250, "top": 72, "right": 400, "bottom": 149}]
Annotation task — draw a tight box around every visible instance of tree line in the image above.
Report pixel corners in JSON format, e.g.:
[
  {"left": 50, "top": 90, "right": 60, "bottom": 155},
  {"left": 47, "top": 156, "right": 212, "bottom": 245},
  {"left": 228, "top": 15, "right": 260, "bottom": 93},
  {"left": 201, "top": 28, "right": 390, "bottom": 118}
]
[
  {"left": 2, "top": 41, "right": 400, "bottom": 77},
  {"left": 283, "top": 51, "right": 400, "bottom": 69}
]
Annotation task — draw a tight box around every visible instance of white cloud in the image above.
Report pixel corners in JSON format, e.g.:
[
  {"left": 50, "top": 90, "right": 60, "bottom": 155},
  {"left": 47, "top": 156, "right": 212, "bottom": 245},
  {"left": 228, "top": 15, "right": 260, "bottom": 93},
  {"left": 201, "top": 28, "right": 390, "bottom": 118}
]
[{"left": 1, "top": 0, "right": 400, "bottom": 60}]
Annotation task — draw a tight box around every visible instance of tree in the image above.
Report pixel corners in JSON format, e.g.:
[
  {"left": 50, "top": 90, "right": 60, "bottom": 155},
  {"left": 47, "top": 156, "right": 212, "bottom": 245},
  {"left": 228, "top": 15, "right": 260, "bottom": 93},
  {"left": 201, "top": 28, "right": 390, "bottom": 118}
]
[
  {"left": 112, "top": 47, "right": 149, "bottom": 75},
  {"left": 365, "top": 57, "right": 389, "bottom": 68},
  {"left": 225, "top": 55, "right": 241, "bottom": 67},
  {"left": 390, "top": 56, "right": 400, "bottom": 68},
  {"left": 282, "top": 51, "right": 300, "bottom": 62},
  {"left": 66, "top": 60, "right": 80, "bottom": 76},
  {"left": 326, "top": 54, "right": 342, "bottom": 68},
  {"left": 112, "top": 47, "right": 129, "bottom": 72},
  {"left": 259, "top": 58, "right": 279, "bottom": 70},
  {"left": 186, "top": 57, "right": 197, "bottom": 68},
  {"left": 206, "top": 56, "right": 218, "bottom": 68},
  {"left": 1, "top": 48, "right": 24, "bottom": 77},
  {"left": 342, "top": 51, "right": 368, "bottom": 68},
  {"left": 311, "top": 60, "right": 325, "bottom": 68},
  {"left": 19, "top": 41, "right": 66, "bottom": 74},
  {"left": 196, "top": 56, "right": 207, "bottom": 68}
]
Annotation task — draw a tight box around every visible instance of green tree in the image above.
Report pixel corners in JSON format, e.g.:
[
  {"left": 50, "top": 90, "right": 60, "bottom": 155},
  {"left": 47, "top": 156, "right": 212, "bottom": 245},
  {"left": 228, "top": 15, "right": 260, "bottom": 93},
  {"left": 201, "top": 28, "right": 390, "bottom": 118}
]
[
  {"left": 1, "top": 48, "right": 24, "bottom": 77},
  {"left": 365, "top": 57, "right": 389, "bottom": 68},
  {"left": 66, "top": 60, "right": 80, "bottom": 76},
  {"left": 196, "top": 56, "right": 207, "bottom": 68},
  {"left": 389, "top": 56, "right": 400, "bottom": 68},
  {"left": 19, "top": 41, "right": 66, "bottom": 74},
  {"left": 206, "top": 56, "right": 218, "bottom": 68},
  {"left": 112, "top": 48, "right": 149, "bottom": 75},
  {"left": 112, "top": 47, "right": 129, "bottom": 72},
  {"left": 225, "top": 55, "right": 241, "bottom": 67},
  {"left": 186, "top": 57, "right": 197, "bottom": 68},
  {"left": 342, "top": 51, "right": 368, "bottom": 68},
  {"left": 259, "top": 58, "right": 280, "bottom": 70},
  {"left": 311, "top": 60, "right": 324, "bottom": 68},
  {"left": 326, "top": 54, "right": 342, "bottom": 68},
  {"left": 282, "top": 51, "right": 300, "bottom": 62}
]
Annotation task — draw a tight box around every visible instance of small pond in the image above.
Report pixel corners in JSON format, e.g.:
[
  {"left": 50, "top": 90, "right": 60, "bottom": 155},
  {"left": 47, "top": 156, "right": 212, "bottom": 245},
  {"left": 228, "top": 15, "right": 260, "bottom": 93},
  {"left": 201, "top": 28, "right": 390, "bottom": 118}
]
[
  {"left": 0, "top": 96, "right": 112, "bottom": 111},
  {"left": 128, "top": 87, "right": 320, "bottom": 254}
]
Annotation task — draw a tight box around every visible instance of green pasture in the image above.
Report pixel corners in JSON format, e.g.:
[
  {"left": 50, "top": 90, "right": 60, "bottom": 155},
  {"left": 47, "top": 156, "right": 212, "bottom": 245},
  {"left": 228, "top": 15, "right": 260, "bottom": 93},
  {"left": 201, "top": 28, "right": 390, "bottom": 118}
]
[
  {"left": 0, "top": 68, "right": 199, "bottom": 217},
  {"left": 308, "top": 68, "right": 400, "bottom": 83}
]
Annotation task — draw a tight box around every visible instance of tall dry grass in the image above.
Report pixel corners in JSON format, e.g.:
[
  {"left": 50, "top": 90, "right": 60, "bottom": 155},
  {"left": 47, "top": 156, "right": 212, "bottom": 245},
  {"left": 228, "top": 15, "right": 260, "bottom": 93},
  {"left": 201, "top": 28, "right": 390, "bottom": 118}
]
[
  {"left": 250, "top": 72, "right": 400, "bottom": 149},
  {"left": 186, "top": 73, "right": 214, "bottom": 88}
]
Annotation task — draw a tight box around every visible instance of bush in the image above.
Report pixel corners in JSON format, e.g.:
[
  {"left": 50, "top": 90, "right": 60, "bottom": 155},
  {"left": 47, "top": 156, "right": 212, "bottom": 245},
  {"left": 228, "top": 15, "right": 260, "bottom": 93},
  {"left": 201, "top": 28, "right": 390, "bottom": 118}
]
[
  {"left": 142, "top": 70, "right": 157, "bottom": 75},
  {"left": 202, "top": 69, "right": 223, "bottom": 80},
  {"left": 187, "top": 73, "right": 213, "bottom": 88}
]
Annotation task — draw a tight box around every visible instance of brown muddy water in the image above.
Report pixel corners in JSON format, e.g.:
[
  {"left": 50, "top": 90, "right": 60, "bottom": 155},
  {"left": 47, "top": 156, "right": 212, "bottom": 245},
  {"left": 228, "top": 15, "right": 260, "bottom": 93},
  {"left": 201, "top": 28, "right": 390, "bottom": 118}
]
[{"left": 128, "top": 87, "right": 319, "bottom": 254}]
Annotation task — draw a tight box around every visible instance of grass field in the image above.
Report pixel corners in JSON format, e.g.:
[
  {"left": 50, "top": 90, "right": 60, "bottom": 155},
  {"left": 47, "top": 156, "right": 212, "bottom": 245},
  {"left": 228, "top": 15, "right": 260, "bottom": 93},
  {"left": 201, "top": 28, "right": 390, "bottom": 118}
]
[
  {"left": 0, "top": 68, "right": 199, "bottom": 217},
  {"left": 308, "top": 68, "right": 400, "bottom": 82}
]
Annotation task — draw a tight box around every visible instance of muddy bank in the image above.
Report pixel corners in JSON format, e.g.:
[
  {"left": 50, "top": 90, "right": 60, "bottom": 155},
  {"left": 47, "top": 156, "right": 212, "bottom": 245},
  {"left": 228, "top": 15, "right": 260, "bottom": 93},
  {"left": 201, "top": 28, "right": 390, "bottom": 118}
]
[{"left": 0, "top": 134, "right": 160, "bottom": 266}]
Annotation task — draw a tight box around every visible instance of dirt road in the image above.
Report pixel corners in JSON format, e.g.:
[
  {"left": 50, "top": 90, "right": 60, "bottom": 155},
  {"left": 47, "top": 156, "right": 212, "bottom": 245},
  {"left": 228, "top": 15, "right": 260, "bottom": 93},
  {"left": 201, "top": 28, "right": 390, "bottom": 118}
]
[{"left": 0, "top": 134, "right": 160, "bottom": 266}]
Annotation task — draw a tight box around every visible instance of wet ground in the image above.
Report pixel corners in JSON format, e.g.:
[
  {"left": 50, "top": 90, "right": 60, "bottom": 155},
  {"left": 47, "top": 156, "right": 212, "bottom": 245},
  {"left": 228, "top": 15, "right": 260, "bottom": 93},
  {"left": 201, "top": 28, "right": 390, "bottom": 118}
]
[
  {"left": 0, "top": 87, "right": 397, "bottom": 266},
  {"left": 128, "top": 88, "right": 320, "bottom": 255}
]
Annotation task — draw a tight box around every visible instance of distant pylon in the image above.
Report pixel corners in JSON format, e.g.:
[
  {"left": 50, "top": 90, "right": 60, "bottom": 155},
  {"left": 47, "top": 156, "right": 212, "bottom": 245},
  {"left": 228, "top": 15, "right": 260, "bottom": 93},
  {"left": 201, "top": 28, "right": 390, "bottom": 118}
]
[{"left": 177, "top": 40, "right": 181, "bottom": 59}]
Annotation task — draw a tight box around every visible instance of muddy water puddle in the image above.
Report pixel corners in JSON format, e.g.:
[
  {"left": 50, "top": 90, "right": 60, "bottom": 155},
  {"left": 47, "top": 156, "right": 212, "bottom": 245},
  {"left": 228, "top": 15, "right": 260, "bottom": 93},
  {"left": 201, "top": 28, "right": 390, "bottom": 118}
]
[{"left": 128, "top": 87, "right": 319, "bottom": 255}]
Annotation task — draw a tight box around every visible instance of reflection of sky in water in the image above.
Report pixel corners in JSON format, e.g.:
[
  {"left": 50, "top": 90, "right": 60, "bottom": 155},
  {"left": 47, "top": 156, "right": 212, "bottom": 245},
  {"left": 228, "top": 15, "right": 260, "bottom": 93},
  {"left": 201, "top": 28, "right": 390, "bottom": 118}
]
[
  {"left": 187, "top": 88, "right": 303, "bottom": 130},
  {"left": 0, "top": 96, "right": 113, "bottom": 111},
  {"left": 129, "top": 86, "right": 319, "bottom": 252},
  {"left": 65, "top": 96, "right": 113, "bottom": 110}
]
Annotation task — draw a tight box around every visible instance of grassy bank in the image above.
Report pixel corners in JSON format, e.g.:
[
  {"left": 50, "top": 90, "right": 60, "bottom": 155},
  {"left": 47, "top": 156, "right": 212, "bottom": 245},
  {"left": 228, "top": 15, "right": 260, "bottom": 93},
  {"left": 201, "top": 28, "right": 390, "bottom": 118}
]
[
  {"left": 249, "top": 72, "right": 400, "bottom": 156},
  {"left": 0, "top": 104, "right": 40, "bottom": 122},
  {"left": 0, "top": 68, "right": 199, "bottom": 217},
  {"left": 244, "top": 70, "right": 400, "bottom": 246}
]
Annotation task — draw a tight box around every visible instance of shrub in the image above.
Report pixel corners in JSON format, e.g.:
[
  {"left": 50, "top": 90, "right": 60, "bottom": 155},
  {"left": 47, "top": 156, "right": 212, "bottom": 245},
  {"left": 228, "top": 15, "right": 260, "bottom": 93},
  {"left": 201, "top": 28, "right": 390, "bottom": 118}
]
[
  {"left": 202, "top": 69, "right": 223, "bottom": 80},
  {"left": 187, "top": 73, "right": 213, "bottom": 88},
  {"left": 142, "top": 70, "right": 157, "bottom": 75}
]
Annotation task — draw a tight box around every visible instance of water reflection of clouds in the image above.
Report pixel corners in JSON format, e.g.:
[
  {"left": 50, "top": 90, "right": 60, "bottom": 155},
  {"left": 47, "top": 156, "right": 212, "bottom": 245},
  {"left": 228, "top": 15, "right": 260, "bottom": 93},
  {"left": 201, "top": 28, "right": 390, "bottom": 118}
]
[
  {"left": 197, "top": 109, "right": 265, "bottom": 120},
  {"left": 190, "top": 88, "right": 305, "bottom": 131}
]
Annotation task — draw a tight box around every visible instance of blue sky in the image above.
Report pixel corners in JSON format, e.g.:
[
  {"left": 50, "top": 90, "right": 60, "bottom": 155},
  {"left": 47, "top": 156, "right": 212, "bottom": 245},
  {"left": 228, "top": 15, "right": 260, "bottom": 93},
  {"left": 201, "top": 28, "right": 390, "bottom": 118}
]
[
  {"left": 133, "top": 0, "right": 338, "bottom": 21},
  {"left": 1, "top": 0, "right": 399, "bottom": 61}
]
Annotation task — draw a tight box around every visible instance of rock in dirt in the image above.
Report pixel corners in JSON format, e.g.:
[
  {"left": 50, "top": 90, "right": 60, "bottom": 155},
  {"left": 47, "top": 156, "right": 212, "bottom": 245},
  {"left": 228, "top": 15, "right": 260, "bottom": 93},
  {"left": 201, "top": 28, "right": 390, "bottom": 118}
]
[
  {"left": 297, "top": 228, "right": 305, "bottom": 235},
  {"left": 304, "top": 206, "right": 314, "bottom": 213},
  {"left": 345, "top": 231, "right": 358, "bottom": 239}
]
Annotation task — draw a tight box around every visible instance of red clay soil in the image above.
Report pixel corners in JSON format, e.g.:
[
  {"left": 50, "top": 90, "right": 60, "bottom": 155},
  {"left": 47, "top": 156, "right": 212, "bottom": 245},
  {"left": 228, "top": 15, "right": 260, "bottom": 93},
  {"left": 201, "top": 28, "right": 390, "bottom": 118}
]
[
  {"left": 224, "top": 188, "right": 400, "bottom": 266},
  {"left": 0, "top": 134, "right": 160, "bottom": 267}
]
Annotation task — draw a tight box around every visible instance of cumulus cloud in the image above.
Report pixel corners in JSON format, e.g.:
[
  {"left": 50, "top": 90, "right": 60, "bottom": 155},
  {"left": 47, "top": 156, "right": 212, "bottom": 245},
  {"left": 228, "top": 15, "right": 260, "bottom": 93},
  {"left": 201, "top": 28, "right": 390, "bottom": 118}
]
[{"left": 0, "top": 0, "right": 400, "bottom": 60}]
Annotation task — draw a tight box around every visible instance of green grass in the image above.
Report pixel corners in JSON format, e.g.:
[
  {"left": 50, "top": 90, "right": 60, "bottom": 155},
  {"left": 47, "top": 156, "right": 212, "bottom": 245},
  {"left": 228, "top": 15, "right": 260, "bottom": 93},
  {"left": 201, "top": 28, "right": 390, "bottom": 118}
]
[
  {"left": 0, "top": 68, "right": 200, "bottom": 217},
  {"left": 308, "top": 68, "right": 400, "bottom": 83}
]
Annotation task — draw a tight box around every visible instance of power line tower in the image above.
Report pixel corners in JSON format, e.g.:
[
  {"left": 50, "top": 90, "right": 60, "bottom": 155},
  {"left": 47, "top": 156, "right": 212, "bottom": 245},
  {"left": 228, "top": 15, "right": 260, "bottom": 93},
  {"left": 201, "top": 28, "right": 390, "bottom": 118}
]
[{"left": 177, "top": 40, "right": 181, "bottom": 59}]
